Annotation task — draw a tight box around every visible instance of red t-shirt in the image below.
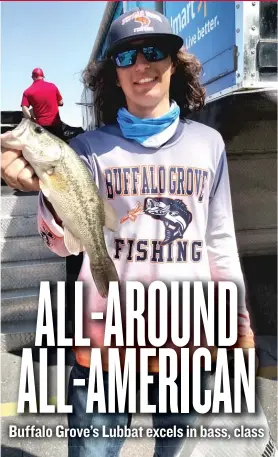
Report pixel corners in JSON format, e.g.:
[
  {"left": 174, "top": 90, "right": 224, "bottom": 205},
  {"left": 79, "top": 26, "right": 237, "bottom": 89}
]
[{"left": 21, "top": 80, "right": 63, "bottom": 126}]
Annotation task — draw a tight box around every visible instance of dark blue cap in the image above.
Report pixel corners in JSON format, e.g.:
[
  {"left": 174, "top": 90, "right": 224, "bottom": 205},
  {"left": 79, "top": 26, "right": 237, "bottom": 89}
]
[{"left": 106, "top": 8, "right": 183, "bottom": 57}]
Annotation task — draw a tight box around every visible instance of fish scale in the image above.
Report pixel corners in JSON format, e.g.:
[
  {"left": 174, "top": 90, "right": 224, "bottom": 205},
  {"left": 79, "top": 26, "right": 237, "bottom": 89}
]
[
  {"left": 1, "top": 119, "right": 119, "bottom": 298},
  {"left": 54, "top": 156, "right": 108, "bottom": 262}
]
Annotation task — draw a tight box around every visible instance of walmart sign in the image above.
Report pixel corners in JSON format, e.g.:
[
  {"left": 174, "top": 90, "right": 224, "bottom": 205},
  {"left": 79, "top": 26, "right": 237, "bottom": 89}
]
[{"left": 165, "top": 1, "right": 237, "bottom": 96}]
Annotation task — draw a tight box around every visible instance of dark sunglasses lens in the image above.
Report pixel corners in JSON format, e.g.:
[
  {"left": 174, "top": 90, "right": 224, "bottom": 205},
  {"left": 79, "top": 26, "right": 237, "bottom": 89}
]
[
  {"left": 142, "top": 47, "right": 167, "bottom": 62},
  {"left": 115, "top": 49, "right": 137, "bottom": 67},
  {"left": 114, "top": 46, "right": 167, "bottom": 67}
]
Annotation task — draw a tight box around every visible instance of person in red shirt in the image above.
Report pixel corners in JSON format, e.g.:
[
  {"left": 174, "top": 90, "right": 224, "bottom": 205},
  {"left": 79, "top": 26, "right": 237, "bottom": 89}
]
[{"left": 21, "top": 68, "right": 64, "bottom": 138}]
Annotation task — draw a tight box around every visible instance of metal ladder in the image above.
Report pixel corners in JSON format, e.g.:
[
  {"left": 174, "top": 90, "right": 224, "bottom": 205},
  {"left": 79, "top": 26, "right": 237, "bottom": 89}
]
[{"left": 1, "top": 187, "right": 66, "bottom": 352}]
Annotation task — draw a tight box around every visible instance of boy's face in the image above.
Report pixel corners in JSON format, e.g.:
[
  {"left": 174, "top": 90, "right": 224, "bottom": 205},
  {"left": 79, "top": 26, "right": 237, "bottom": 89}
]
[{"left": 115, "top": 40, "right": 175, "bottom": 117}]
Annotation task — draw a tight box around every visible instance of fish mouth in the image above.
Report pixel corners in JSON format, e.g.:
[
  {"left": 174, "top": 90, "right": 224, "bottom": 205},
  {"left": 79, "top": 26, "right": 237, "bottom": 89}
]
[
  {"left": 145, "top": 199, "right": 159, "bottom": 214},
  {"left": 9, "top": 118, "right": 32, "bottom": 137},
  {"left": 1, "top": 118, "right": 32, "bottom": 150},
  {"left": 145, "top": 199, "right": 168, "bottom": 216}
]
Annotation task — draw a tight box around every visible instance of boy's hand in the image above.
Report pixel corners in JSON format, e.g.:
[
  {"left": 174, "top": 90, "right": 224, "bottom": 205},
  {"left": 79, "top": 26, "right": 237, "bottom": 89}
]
[{"left": 1, "top": 148, "right": 39, "bottom": 192}]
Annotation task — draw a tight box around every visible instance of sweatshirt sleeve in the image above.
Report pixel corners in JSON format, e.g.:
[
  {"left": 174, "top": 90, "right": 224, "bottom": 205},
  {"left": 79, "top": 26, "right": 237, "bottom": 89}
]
[
  {"left": 37, "top": 135, "right": 96, "bottom": 256},
  {"left": 205, "top": 150, "right": 254, "bottom": 349}
]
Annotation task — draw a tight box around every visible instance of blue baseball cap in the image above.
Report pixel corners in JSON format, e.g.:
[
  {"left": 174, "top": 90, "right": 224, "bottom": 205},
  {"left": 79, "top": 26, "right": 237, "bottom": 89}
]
[{"left": 106, "top": 8, "right": 183, "bottom": 57}]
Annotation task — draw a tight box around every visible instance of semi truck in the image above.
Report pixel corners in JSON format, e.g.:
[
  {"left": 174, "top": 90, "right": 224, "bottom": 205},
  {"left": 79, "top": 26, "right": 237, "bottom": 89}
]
[{"left": 80, "top": 0, "right": 277, "bottom": 367}]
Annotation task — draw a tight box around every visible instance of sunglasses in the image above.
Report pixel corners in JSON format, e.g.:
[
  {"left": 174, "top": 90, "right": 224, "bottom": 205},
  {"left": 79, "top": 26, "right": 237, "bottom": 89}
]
[{"left": 112, "top": 46, "right": 169, "bottom": 68}]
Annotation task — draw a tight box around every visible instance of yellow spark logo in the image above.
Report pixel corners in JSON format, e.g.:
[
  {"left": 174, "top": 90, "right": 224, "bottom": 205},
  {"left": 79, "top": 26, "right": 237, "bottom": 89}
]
[{"left": 198, "top": 1, "right": 207, "bottom": 18}]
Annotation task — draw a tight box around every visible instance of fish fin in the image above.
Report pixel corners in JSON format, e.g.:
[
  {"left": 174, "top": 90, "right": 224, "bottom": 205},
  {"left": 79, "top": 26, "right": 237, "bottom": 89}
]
[
  {"left": 39, "top": 180, "right": 50, "bottom": 198},
  {"left": 64, "top": 227, "right": 83, "bottom": 255},
  {"left": 103, "top": 199, "right": 119, "bottom": 232},
  {"left": 90, "top": 258, "right": 119, "bottom": 298}
]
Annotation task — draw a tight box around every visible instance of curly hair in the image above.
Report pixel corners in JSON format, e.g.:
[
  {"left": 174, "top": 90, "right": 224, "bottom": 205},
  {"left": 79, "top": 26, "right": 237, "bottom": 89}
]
[{"left": 82, "top": 48, "right": 206, "bottom": 126}]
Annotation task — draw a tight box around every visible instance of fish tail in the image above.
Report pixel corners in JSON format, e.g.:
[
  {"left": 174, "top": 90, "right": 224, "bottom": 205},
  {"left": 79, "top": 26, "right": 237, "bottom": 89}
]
[{"left": 90, "top": 257, "right": 119, "bottom": 298}]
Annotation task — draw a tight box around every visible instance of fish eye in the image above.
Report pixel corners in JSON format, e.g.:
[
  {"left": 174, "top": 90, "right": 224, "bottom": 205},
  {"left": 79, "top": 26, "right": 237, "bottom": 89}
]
[{"left": 34, "top": 126, "right": 44, "bottom": 134}]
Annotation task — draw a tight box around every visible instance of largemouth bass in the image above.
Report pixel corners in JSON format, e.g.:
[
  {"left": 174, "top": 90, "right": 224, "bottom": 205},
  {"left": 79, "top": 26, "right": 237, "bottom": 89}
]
[{"left": 1, "top": 119, "right": 119, "bottom": 298}]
